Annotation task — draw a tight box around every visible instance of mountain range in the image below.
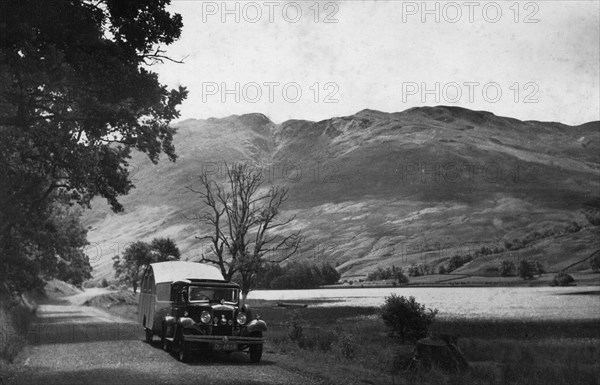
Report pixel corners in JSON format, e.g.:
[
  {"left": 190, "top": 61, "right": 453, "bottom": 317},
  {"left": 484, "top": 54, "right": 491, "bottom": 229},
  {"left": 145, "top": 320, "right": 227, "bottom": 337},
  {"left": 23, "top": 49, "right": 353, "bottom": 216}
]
[{"left": 82, "top": 106, "right": 600, "bottom": 282}]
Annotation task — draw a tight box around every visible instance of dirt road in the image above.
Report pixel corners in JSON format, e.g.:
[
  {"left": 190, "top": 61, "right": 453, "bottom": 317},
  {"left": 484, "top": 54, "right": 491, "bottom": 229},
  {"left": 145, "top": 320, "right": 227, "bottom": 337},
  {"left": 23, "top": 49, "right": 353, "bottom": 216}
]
[{"left": 3, "top": 292, "right": 319, "bottom": 385}]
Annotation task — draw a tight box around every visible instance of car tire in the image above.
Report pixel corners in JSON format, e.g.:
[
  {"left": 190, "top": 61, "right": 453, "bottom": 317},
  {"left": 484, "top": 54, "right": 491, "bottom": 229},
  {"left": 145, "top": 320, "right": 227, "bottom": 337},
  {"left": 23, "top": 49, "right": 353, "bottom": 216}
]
[
  {"left": 249, "top": 343, "right": 263, "bottom": 363},
  {"left": 145, "top": 328, "right": 153, "bottom": 343}
]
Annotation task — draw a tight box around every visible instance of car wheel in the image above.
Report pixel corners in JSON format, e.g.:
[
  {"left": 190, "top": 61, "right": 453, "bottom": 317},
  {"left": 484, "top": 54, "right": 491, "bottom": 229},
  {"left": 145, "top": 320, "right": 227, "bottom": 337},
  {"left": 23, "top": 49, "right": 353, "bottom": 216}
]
[
  {"left": 249, "top": 343, "right": 263, "bottom": 363},
  {"left": 145, "top": 328, "right": 153, "bottom": 343}
]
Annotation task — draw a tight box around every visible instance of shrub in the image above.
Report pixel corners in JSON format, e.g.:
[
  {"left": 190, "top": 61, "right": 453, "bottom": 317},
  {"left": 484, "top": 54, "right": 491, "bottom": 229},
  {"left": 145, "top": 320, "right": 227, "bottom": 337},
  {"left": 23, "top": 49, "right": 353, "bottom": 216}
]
[
  {"left": 484, "top": 266, "right": 500, "bottom": 276},
  {"left": 100, "top": 278, "right": 109, "bottom": 288},
  {"left": 551, "top": 271, "right": 575, "bottom": 286},
  {"left": 565, "top": 221, "right": 581, "bottom": 233},
  {"left": 380, "top": 295, "right": 438, "bottom": 344},
  {"left": 500, "top": 260, "right": 516, "bottom": 277},
  {"left": 517, "top": 260, "right": 535, "bottom": 280},
  {"left": 396, "top": 271, "right": 410, "bottom": 285},
  {"left": 518, "top": 260, "right": 544, "bottom": 280},
  {"left": 315, "top": 330, "right": 337, "bottom": 352},
  {"left": 288, "top": 314, "right": 304, "bottom": 344},
  {"left": 533, "top": 261, "right": 545, "bottom": 277},
  {"left": 287, "top": 312, "right": 337, "bottom": 352},
  {"left": 335, "top": 329, "right": 357, "bottom": 359},
  {"left": 446, "top": 255, "right": 472, "bottom": 273},
  {"left": 438, "top": 265, "right": 447, "bottom": 274},
  {"left": 0, "top": 298, "right": 36, "bottom": 363}
]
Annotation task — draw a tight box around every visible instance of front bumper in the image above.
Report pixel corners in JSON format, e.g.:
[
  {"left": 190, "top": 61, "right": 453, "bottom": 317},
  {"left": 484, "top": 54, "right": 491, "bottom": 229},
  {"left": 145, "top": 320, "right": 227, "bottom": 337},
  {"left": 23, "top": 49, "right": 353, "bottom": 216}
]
[{"left": 182, "top": 335, "right": 265, "bottom": 344}]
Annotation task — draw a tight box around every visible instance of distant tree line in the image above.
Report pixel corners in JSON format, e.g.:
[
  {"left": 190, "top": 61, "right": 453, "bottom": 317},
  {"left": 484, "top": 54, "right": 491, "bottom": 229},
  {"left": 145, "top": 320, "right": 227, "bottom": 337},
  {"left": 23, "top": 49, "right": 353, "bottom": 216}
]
[
  {"left": 367, "top": 265, "right": 409, "bottom": 284},
  {"left": 407, "top": 263, "right": 434, "bottom": 277},
  {"left": 254, "top": 262, "right": 340, "bottom": 290},
  {"left": 504, "top": 223, "right": 582, "bottom": 251}
]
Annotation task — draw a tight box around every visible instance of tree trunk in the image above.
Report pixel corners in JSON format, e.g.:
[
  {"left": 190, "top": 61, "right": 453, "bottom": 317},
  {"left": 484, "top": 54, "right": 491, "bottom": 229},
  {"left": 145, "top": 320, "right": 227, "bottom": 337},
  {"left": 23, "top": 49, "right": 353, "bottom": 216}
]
[{"left": 240, "top": 290, "right": 249, "bottom": 307}]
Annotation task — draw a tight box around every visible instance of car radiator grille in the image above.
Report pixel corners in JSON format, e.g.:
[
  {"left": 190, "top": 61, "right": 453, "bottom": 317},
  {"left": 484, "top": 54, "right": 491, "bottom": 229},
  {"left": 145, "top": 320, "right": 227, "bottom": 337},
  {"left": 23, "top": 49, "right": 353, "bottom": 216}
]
[{"left": 211, "top": 309, "right": 233, "bottom": 336}]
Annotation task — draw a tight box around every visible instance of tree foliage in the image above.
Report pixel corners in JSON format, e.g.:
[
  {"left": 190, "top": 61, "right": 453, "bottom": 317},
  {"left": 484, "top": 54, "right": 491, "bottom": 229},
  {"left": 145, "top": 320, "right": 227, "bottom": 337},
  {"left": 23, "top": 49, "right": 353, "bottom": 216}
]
[
  {"left": 0, "top": 0, "right": 186, "bottom": 294},
  {"left": 113, "top": 242, "right": 152, "bottom": 293},
  {"left": 517, "top": 260, "right": 534, "bottom": 280},
  {"left": 1, "top": 196, "right": 92, "bottom": 293},
  {"left": 408, "top": 263, "right": 435, "bottom": 277},
  {"left": 113, "top": 237, "right": 181, "bottom": 292},
  {"left": 446, "top": 255, "right": 473, "bottom": 273},
  {"left": 150, "top": 237, "right": 181, "bottom": 261},
  {"left": 367, "top": 265, "right": 409, "bottom": 284},
  {"left": 380, "top": 295, "right": 438, "bottom": 344},
  {"left": 499, "top": 260, "right": 516, "bottom": 277},
  {"left": 517, "top": 260, "right": 544, "bottom": 280},
  {"left": 255, "top": 261, "right": 340, "bottom": 290},
  {"left": 190, "top": 163, "right": 302, "bottom": 299},
  {"left": 550, "top": 271, "right": 575, "bottom": 287}
]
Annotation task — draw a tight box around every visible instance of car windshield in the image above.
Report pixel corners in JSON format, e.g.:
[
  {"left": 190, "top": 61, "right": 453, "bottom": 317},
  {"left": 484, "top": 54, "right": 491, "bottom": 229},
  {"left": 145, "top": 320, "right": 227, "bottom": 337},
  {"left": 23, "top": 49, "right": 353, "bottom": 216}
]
[{"left": 188, "top": 286, "right": 238, "bottom": 304}]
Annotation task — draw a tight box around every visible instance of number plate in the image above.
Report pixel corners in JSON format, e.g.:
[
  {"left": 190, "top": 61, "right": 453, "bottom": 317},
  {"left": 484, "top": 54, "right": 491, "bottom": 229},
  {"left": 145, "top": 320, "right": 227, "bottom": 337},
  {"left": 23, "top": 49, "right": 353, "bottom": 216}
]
[{"left": 214, "top": 342, "right": 236, "bottom": 351}]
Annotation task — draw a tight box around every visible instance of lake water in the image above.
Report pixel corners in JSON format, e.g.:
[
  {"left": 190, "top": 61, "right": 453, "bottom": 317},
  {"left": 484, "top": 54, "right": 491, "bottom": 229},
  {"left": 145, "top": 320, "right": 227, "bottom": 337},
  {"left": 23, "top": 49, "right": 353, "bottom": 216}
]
[{"left": 247, "top": 286, "right": 600, "bottom": 320}]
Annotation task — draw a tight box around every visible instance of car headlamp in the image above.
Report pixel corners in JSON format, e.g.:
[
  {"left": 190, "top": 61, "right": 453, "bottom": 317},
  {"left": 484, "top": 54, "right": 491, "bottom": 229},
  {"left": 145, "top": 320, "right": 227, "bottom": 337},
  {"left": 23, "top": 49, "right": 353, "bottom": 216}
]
[
  {"left": 200, "top": 310, "right": 212, "bottom": 324},
  {"left": 236, "top": 312, "right": 247, "bottom": 325}
]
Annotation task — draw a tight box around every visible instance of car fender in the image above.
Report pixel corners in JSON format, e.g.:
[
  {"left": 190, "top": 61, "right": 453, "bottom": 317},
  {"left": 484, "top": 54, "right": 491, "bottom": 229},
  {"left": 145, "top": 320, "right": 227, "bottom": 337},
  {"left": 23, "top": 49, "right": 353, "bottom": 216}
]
[
  {"left": 246, "top": 319, "right": 267, "bottom": 334},
  {"left": 179, "top": 317, "right": 195, "bottom": 328},
  {"left": 163, "top": 315, "right": 176, "bottom": 337}
]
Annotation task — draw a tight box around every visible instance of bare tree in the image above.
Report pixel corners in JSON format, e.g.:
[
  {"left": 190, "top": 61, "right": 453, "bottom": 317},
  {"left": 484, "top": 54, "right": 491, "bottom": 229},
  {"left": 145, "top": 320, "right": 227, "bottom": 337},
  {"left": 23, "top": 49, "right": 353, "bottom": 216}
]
[{"left": 188, "top": 163, "right": 302, "bottom": 301}]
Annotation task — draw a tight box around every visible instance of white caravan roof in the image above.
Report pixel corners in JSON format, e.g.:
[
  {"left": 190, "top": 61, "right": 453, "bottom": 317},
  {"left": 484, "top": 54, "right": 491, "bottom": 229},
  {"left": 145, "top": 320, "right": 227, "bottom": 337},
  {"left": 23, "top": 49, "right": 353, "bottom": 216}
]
[{"left": 150, "top": 261, "right": 225, "bottom": 284}]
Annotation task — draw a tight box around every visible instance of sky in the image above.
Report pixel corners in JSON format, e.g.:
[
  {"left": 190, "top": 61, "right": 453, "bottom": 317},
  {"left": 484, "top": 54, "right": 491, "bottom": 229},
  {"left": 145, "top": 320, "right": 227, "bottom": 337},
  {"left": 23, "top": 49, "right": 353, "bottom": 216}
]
[{"left": 154, "top": 0, "right": 600, "bottom": 125}]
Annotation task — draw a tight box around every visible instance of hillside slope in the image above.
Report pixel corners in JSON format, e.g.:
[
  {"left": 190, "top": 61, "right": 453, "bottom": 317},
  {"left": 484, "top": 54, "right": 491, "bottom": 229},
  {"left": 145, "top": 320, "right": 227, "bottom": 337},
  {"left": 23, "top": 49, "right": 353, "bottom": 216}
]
[{"left": 82, "top": 106, "right": 600, "bottom": 281}]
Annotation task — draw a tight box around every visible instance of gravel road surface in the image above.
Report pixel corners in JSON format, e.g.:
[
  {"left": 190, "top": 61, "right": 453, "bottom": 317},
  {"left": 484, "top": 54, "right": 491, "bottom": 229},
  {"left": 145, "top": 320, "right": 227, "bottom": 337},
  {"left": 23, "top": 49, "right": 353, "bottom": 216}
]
[{"left": 3, "top": 292, "right": 318, "bottom": 385}]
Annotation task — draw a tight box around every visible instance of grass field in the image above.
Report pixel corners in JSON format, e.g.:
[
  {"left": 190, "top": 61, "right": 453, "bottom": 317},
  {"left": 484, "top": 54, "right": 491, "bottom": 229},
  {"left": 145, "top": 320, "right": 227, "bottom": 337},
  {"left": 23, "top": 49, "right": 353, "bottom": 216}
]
[
  {"left": 90, "top": 292, "right": 600, "bottom": 385},
  {"left": 249, "top": 303, "right": 600, "bottom": 385}
]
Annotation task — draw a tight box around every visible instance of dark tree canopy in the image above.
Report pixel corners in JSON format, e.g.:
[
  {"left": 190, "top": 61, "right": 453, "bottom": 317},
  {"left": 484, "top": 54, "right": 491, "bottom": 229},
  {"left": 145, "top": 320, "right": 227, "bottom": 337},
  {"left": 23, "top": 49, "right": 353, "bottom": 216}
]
[
  {"left": 254, "top": 262, "right": 340, "bottom": 290},
  {"left": 150, "top": 237, "right": 181, "bottom": 261},
  {"left": 380, "top": 295, "right": 438, "bottom": 344},
  {"left": 113, "top": 241, "right": 153, "bottom": 293},
  {"left": 1, "top": 0, "right": 186, "bottom": 295},
  {"left": 113, "top": 237, "right": 181, "bottom": 293}
]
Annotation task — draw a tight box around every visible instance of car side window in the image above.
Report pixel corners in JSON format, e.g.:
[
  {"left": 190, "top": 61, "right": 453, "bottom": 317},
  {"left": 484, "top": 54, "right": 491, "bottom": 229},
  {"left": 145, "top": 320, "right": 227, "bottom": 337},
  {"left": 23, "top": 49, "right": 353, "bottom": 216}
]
[{"left": 156, "top": 283, "right": 170, "bottom": 301}]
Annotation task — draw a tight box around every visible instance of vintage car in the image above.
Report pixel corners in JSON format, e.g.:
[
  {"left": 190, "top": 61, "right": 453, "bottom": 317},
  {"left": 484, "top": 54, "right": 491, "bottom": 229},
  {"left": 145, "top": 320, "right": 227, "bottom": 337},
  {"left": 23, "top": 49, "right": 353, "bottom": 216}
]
[{"left": 138, "top": 261, "right": 266, "bottom": 363}]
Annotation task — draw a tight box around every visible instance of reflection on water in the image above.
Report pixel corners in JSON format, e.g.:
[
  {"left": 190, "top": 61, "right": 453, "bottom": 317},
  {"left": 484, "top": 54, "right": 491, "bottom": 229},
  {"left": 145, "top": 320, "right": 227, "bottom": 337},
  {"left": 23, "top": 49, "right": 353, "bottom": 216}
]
[{"left": 247, "top": 286, "right": 600, "bottom": 320}]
